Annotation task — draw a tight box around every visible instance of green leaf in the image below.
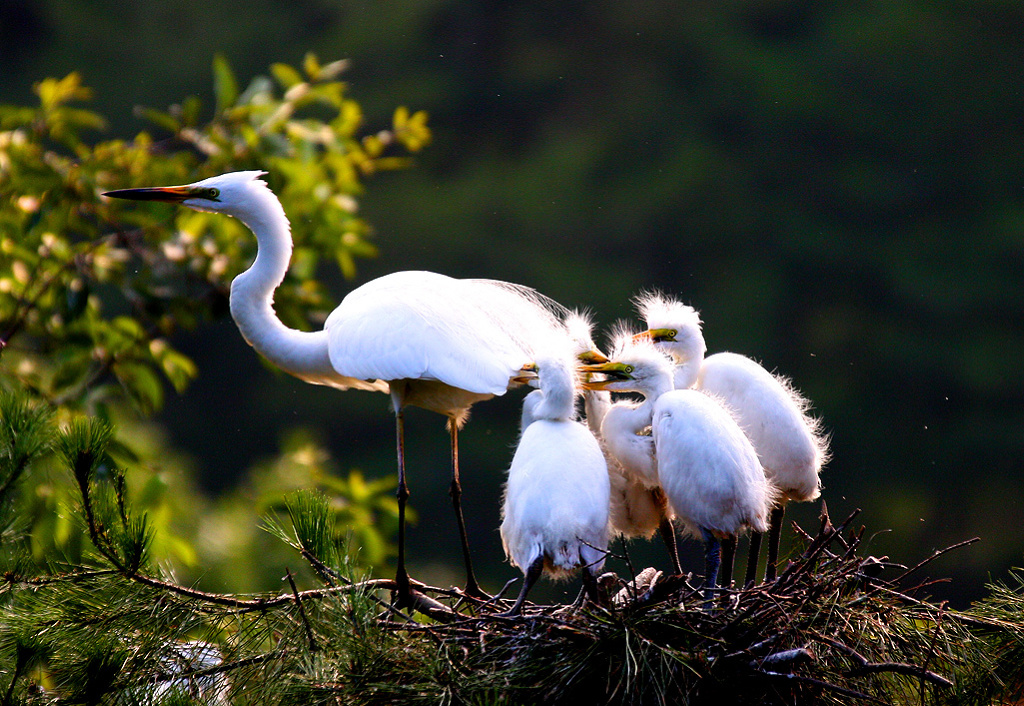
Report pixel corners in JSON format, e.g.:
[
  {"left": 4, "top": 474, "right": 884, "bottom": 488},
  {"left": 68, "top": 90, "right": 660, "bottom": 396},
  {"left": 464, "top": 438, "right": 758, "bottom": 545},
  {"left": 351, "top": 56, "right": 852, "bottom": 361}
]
[
  {"left": 137, "top": 107, "right": 181, "bottom": 134},
  {"left": 181, "top": 95, "right": 202, "bottom": 126},
  {"left": 158, "top": 349, "right": 197, "bottom": 393},
  {"left": 59, "top": 107, "right": 107, "bottom": 132},
  {"left": 113, "top": 361, "right": 164, "bottom": 414},
  {"left": 55, "top": 416, "right": 114, "bottom": 488},
  {"left": 212, "top": 54, "right": 239, "bottom": 115},
  {"left": 50, "top": 351, "right": 93, "bottom": 392},
  {"left": 303, "top": 53, "right": 322, "bottom": 81},
  {"left": 271, "top": 63, "right": 303, "bottom": 90}
]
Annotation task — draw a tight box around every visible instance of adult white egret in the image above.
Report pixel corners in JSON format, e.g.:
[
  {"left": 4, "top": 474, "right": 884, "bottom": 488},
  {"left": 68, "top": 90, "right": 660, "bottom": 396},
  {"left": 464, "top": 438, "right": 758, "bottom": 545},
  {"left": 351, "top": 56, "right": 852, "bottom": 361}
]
[
  {"left": 583, "top": 337, "right": 774, "bottom": 602},
  {"left": 104, "top": 171, "right": 571, "bottom": 606},
  {"left": 564, "top": 313, "right": 679, "bottom": 569},
  {"left": 499, "top": 346, "right": 610, "bottom": 615},
  {"left": 636, "top": 293, "right": 829, "bottom": 583}
]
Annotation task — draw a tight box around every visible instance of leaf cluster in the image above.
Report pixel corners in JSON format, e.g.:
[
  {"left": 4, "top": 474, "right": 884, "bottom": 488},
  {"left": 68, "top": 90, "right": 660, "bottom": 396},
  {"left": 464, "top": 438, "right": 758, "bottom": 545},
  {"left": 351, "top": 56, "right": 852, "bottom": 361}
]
[
  {"left": 0, "top": 54, "right": 425, "bottom": 599},
  {"left": 0, "top": 53, "right": 428, "bottom": 418}
]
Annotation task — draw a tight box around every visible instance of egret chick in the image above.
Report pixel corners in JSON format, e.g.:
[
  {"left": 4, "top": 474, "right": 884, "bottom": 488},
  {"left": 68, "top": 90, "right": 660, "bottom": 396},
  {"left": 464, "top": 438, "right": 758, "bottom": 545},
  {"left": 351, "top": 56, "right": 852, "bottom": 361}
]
[
  {"left": 105, "top": 172, "right": 571, "bottom": 606},
  {"left": 566, "top": 314, "right": 679, "bottom": 567},
  {"left": 584, "top": 337, "right": 774, "bottom": 603},
  {"left": 500, "top": 347, "right": 610, "bottom": 615},
  {"left": 637, "top": 292, "right": 829, "bottom": 582}
]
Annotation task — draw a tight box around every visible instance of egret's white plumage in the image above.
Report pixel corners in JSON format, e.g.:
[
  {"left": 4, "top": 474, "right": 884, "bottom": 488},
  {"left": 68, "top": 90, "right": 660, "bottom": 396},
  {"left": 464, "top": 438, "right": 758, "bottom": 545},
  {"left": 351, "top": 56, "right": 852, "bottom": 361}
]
[
  {"left": 500, "top": 346, "right": 610, "bottom": 614},
  {"left": 698, "top": 353, "right": 827, "bottom": 503},
  {"left": 104, "top": 171, "right": 571, "bottom": 603},
  {"left": 585, "top": 336, "right": 774, "bottom": 597},
  {"left": 652, "top": 388, "right": 772, "bottom": 539},
  {"left": 636, "top": 292, "right": 829, "bottom": 581}
]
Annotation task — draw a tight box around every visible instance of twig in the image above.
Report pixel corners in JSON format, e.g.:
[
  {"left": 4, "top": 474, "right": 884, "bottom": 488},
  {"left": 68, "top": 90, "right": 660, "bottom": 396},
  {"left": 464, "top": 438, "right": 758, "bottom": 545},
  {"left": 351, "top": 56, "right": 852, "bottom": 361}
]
[
  {"left": 920, "top": 603, "right": 946, "bottom": 705},
  {"left": 298, "top": 547, "right": 349, "bottom": 588},
  {"left": 809, "top": 633, "right": 953, "bottom": 688},
  {"left": 771, "top": 509, "right": 862, "bottom": 593},
  {"left": 845, "top": 662, "right": 953, "bottom": 688},
  {"left": 172, "top": 650, "right": 285, "bottom": 681},
  {"left": 893, "top": 538, "right": 981, "bottom": 583},
  {"left": 286, "top": 569, "right": 318, "bottom": 652},
  {"left": 759, "top": 671, "right": 886, "bottom": 704}
]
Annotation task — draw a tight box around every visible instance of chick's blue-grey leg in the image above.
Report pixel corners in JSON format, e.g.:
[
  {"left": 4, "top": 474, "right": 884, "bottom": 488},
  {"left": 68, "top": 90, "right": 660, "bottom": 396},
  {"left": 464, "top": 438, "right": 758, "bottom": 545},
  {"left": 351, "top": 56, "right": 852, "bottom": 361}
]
[
  {"left": 700, "top": 527, "right": 721, "bottom": 611},
  {"left": 720, "top": 535, "right": 737, "bottom": 588},
  {"left": 765, "top": 506, "right": 786, "bottom": 582},
  {"left": 744, "top": 531, "right": 763, "bottom": 587},
  {"left": 500, "top": 556, "right": 544, "bottom": 617}
]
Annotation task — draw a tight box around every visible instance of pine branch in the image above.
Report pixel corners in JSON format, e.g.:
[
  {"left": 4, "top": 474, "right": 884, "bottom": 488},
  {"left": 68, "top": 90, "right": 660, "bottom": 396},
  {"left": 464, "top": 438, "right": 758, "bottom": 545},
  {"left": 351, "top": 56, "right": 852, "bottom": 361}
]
[{"left": 286, "top": 568, "right": 318, "bottom": 652}]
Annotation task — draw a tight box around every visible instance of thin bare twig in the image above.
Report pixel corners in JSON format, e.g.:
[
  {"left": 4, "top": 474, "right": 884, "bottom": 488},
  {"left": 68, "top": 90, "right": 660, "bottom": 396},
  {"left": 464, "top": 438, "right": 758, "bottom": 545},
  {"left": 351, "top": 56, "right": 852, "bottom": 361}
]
[
  {"left": 893, "top": 538, "right": 981, "bottom": 583},
  {"left": 286, "top": 569, "right": 318, "bottom": 653}
]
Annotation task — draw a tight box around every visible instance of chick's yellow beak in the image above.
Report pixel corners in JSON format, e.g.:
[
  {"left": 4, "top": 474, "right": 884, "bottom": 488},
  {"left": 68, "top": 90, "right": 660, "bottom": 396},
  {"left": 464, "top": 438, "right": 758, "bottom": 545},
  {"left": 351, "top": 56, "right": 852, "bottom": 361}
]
[
  {"left": 511, "top": 362, "right": 538, "bottom": 385},
  {"left": 577, "top": 361, "right": 634, "bottom": 390},
  {"left": 634, "top": 328, "right": 677, "bottom": 343},
  {"left": 576, "top": 349, "right": 609, "bottom": 364}
]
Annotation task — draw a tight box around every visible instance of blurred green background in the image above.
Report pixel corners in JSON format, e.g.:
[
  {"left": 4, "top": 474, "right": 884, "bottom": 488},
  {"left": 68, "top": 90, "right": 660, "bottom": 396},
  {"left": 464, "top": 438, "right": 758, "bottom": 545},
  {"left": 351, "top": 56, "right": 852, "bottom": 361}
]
[{"left": 4, "top": 0, "right": 1023, "bottom": 607}]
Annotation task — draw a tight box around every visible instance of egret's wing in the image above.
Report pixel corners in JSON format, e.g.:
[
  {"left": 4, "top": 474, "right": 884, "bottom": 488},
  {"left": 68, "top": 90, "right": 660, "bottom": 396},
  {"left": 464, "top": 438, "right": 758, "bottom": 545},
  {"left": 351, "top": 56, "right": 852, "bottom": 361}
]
[
  {"left": 326, "top": 272, "right": 559, "bottom": 395},
  {"left": 699, "top": 352, "right": 826, "bottom": 501},
  {"left": 654, "top": 390, "right": 771, "bottom": 535}
]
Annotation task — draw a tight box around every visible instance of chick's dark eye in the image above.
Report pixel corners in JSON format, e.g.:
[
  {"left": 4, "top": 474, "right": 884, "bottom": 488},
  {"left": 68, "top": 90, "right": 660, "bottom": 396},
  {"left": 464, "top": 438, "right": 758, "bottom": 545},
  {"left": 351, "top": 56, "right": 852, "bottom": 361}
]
[
  {"left": 206, "top": 188, "right": 220, "bottom": 200},
  {"left": 624, "top": 365, "right": 634, "bottom": 374}
]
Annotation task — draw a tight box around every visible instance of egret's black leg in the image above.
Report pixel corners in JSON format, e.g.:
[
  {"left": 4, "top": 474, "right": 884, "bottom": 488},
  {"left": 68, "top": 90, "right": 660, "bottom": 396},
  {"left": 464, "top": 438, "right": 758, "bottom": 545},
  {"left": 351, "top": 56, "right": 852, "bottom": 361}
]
[
  {"left": 744, "top": 531, "right": 763, "bottom": 587},
  {"left": 658, "top": 516, "right": 683, "bottom": 575},
  {"left": 500, "top": 556, "right": 544, "bottom": 616},
  {"left": 578, "top": 566, "right": 606, "bottom": 609},
  {"left": 700, "top": 528, "right": 721, "bottom": 611},
  {"left": 720, "top": 535, "right": 737, "bottom": 589},
  {"left": 448, "top": 422, "right": 487, "bottom": 598},
  {"left": 393, "top": 408, "right": 413, "bottom": 608},
  {"left": 765, "top": 506, "right": 786, "bottom": 582}
]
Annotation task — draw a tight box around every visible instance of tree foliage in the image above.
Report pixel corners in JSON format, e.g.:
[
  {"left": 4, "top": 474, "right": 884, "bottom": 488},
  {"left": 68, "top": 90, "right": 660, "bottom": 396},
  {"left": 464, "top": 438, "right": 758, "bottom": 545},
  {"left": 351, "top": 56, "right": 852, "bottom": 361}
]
[
  {"left": 0, "top": 53, "right": 428, "bottom": 418},
  {"left": 0, "top": 53, "right": 428, "bottom": 655}
]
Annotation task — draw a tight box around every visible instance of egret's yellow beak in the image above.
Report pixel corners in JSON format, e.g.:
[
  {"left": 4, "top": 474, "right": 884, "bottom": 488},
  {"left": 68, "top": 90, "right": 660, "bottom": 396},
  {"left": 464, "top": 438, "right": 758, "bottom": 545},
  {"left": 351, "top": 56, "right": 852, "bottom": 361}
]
[
  {"left": 511, "top": 362, "right": 538, "bottom": 385},
  {"left": 576, "top": 349, "right": 609, "bottom": 365},
  {"left": 577, "top": 361, "right": 635, "bottom": 390},
  {"left": 634, "top": 328, "right": 677, "bottom": 343}
]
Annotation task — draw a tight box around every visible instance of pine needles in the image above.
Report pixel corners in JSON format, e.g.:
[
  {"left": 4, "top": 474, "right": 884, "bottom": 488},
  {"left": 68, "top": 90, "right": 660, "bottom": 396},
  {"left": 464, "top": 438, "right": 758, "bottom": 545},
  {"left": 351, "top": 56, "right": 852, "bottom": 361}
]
[{"left": 3, "top": 412, "right": 1024, "bottom": 704}]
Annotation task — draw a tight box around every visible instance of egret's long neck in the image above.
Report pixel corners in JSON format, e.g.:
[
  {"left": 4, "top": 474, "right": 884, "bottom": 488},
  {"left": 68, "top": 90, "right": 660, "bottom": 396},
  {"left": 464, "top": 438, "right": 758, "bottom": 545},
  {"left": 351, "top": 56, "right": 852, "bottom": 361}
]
[
  {"left": 583, "top": 389, "right": 611, "bottom": 437},
  {"left": 600, "top": 388, "right": 665, "bottom": 488},
  {"left": 227, "top": 194, "right": 335, "bottom": 384},
  {"left": 620, "top": 377, "right": 672, "bottom": 430},
  {"left": 666, "top": 338, "right": 706, "bottom": 390}
]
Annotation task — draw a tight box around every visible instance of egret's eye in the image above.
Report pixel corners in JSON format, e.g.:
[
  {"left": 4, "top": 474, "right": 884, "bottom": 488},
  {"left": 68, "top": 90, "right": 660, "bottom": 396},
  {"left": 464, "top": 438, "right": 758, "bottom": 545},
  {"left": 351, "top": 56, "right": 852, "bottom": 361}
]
[
  {"left": 623, "top": 365, "right": 634, "bottom": 374},
  {"left": 205, "top": 188, "right": 221, "bottom": 200},
  {"left": 668, "top": 329, "right": 678, "bottom": 338}
]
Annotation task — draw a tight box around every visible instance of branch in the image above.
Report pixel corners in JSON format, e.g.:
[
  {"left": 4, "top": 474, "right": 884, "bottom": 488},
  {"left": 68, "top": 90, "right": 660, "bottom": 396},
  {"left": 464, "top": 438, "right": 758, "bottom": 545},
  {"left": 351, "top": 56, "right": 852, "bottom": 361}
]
[
  {"left": 286, "top": 569, "right": 318, "bottom": 652},
  {"left": 809, "top": 633, "right": 953, "bottom": 688},
  {"left": 759, "top": 671, "right": 886, "bottom": 704},
  {"left": 893, "top": 538, "right": 980, "bottom": 583},
  {"left": 845, "top": 662, "right": 953, "bottom": 688}
]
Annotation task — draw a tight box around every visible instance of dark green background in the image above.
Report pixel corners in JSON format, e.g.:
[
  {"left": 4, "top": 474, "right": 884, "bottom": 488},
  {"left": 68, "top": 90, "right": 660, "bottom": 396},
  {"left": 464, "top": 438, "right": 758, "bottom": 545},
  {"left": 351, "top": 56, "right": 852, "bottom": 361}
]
[{"left": 4, "top": 0, "right": 1023, "bottom": 606}]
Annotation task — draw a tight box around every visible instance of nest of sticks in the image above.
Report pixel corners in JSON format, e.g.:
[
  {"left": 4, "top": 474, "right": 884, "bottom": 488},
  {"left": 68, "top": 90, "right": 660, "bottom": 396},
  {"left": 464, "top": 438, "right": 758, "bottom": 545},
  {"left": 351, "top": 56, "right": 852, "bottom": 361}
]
[{"left": 370, "top": 503, "right": 988, "bottom": 705}]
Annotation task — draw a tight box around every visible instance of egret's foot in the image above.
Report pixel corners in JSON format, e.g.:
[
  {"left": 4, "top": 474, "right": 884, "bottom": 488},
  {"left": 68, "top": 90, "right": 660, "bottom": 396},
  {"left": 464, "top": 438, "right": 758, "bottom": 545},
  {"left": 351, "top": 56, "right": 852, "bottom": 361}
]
[
  {"left": 493, "top": 596, "right": 532, "bottom": 618},
  {"left": 495, "top": 557, "right": 543, "bottom": 617},
  {"left": 461, "top": 578, "right": 494, "bottom": 602},
  {"left": 391, "top": 566, "right": 411, "bottom": 605}
]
